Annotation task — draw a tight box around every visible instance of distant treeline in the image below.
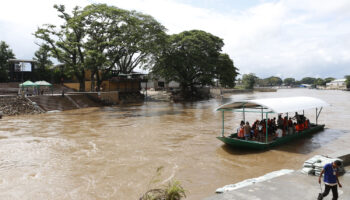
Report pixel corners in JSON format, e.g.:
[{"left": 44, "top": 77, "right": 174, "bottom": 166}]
[{"left": 239, "top": 74, "right": 350, "bottom": 89}]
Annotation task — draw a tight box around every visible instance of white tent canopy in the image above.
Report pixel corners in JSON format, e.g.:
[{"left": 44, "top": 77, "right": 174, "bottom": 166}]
[
  {"left": 216, "top": 96, "right": 329, "bottom": 113},
  {"left": 34, "top": 80, "right": 52, "bottom": 86}
]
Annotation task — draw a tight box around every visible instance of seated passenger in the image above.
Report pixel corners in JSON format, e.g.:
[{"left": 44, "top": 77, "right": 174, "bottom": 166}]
[
  {"left": 257, "top": 121, "right": 264, "bottom": 141},
  {"left": 275, "top": 126, "right": 283, "bottom": 139},
  {"left": 304, "top": 119, "right": 309, "bottom": 129},
  {"left": 288, "top": 117, "right": 294, "bottom": 134},
  {"left": 237, "top": 121, "right": 245, "bottom": 139},
  {"left": 283, "top": 116, "right": 288, "bottom": 132},
  {"left": 244, "top": 122, "right": 251, "bottom": 140}
]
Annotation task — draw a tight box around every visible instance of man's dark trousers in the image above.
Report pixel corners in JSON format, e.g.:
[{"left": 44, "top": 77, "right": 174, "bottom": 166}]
[{"left": 322, "top": 185, "right": 338, "bottom": 200}]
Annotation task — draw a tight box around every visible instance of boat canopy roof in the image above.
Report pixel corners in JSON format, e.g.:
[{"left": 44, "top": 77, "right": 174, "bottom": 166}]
[{"left": 216, "top": 96, "right": 329, "bottom": 113}]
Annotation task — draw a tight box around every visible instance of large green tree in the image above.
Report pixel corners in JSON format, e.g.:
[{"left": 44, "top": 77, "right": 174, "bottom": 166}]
[
  {"left": 315, "top": 78, "right": 325, "bottom": 86},
  {"left": 283, "top": 78, "right": 296, "bottom": 86},
  {"left": 33, "top": 44, "right": 53, "bottom": 81},
  {"left": 242, "top": 73, "right": 258, "bottom": 89},
  {"left": 215, "top": 53, "right": 238, "bottom": 88},
  {"left": 153, "top": 30, "right": 225, "bottom": 97},
  {"left": 265, "top": 76, "right": 282, "bottom": 86},
  {"left": 324, "top": 77, "right": 335, "bottom": 84},
  {"left": 35, "top": 5, "right": 87, "bottom": 91},
  {"left": 35, "top": 4, "right": 166, "bottom": 91},
  {"left": 345, "top": 75, "right": 350, "bottom": 89},
  {"left": 81, "top": 4, "right": 166, "bottom": 91},
  {"left": 300, "top": 77, "right": 316, "bottom": 85},
  {"left": 0, "top": 41, "right": 15, "bottom": 82}
]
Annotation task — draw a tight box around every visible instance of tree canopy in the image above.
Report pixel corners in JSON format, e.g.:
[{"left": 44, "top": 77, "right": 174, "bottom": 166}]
[
  {"left": 215, "top": 53, "right": 238, "bottom": 88},
  {"left": 0, "top": 41, "right": 15, "bottom": 82},
  {"left": 35, "top": 4, "right": 166, "bottom": 91},
  {"left": 152, "top": 30, "right": 234, "bottom": 97},
  {"left": 242, "top": 73, "right": 257, "bottom": 89},
  {"left": 33, "top": 44, "right": 53, "bottom": 81},
  {"left": 300, "top": 77, "right": 316, "bottom": 85},
  {"left": 283, "top": 78, "right": 296, "bottom": 86},
  {"left": 324, "top": 77, "right": 335, "bottom": 84},
  {"left": 256, "top": 76, "right": 282, "bottom": 87},
  {"left": 314, "top": 78, "right": 325, "bottom": 86},
  {"left": 345, "top": 75, "right": 350, "bottom": 89}
]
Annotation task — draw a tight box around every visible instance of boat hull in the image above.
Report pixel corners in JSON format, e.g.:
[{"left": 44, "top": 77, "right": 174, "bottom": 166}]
[{"left": 217, "top": 124, "right": 325, "bottom": 150}]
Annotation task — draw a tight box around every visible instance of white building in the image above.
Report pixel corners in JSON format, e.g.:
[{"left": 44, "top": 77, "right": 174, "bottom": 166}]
[
  {"left": 140, "top": 73, "right": 180, "bottom": 90},
  {"left": 326, "top": 79, "right": 347, "bottom": 90}
]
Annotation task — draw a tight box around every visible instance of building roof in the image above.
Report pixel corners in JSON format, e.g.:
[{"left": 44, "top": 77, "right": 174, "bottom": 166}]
[
  {"left": 330, "top": 79, "right": 346, "bottom": 83},
  {"left": 8, "top": 59, "right": 37, "bottom": 63}
]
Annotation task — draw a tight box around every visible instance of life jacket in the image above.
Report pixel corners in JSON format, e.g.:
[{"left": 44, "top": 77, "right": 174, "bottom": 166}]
[
  {"left": 295, "top": 124, "right": 302, "bottom": 131},
  {"left": 238, "top": 127, "right": 244, "bottom": 138},
  {"left": 304, "top": 120, "right": 309, "bottom": 129}
]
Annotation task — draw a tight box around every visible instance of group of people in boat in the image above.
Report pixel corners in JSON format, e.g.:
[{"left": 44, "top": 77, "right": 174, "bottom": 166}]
[{"left": 236, "top": 112, "right": 311, "bottom": 141}]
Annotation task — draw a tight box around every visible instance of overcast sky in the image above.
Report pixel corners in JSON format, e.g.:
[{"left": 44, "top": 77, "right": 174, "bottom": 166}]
[{"left": 1, "top": 0, "right": 349, "bottom": 79}]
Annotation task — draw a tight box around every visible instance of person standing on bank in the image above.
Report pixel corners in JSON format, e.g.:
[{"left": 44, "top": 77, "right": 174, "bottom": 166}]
[{"left": 318, "top": 160, "right": 342, "bottom": 200}]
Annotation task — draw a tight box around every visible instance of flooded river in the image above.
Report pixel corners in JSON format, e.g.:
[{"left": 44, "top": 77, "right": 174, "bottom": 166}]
[{"left": 0, "top": 89, "right": 350, "bottom": 199}]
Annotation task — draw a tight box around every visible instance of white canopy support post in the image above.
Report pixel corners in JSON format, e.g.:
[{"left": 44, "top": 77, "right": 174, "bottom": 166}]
[
  {"left": 287, "top": 112, "right": 289, "bottom": 130},
  {"left": 222, "top": 111, "right": 225, "bottom": 137},
  {"left": 243, "top": 105, "right": 245, "bottom": 122},
  {"left": 266, "top": 112, "right": 268, "bottom": 143},
  {"left": 316, "top": 107, "right": 323, "bottom": 125}
]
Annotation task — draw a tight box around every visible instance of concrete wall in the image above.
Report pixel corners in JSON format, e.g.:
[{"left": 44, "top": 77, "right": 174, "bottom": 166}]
[
  {"left": 64, "top": 81, "right": 132, "bottom": 92},
  {"left": 84, "top": 91, "right": 119, "bottom": 105},
  {"left": 141, "top": 80, "right": 180, "bottom": 90}
]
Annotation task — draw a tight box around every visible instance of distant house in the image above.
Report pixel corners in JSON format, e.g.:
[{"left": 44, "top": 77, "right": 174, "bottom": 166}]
[
  {"left": 64, "top": 71, "right": 145, "bottom": 93},
  {"left": 140, "top": 73, "right": 180, "bottom": 90},
  {"left": 326, "top": 79, "right": 346, "bottom": 90},
  {"left": 8, "top": 59, "right": 37, "bottom": 82}
]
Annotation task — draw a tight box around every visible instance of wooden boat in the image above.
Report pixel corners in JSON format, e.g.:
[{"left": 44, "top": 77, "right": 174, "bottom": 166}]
[{"left": 216, "top": 96, "right": 329, "bottom": 150}]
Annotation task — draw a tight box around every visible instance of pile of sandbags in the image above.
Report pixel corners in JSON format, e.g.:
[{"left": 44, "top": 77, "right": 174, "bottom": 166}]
[{"left": 301, "top": 155, "right": 344, "bottom": 176}]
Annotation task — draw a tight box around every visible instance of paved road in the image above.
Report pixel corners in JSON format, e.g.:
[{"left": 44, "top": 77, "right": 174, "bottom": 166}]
[{"left": 204, "top": 169, "right": 350, "bottom": 200}]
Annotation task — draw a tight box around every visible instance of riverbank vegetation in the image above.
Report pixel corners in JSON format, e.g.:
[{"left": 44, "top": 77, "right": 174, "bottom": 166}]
[
  {"left": 140, "top": 167, "right": 186, "bottom": 200},
  {"left": 239, "top": 73, "right": 350, "bottom": 89},
  {"left": 34, "top": 4, "right": 167, "bottom": 92},
  {"left": 152, "top": 30, "right": 238, "bottom": 100},
  {"left": 0, "top": 41, "right": 15, "bottom": 82},
  {"left": 33, "top": 4, "right": 238, "bottom": 100}
]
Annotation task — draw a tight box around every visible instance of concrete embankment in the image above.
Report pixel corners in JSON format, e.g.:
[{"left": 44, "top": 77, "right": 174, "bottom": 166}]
[
  {"left": 204, "top": 168, "right": 350, "bottom": 200},
  {"left": 210, "top": 88, "right": 277, "bottom": 98},
  {"left": 204, "top": 146, "right": 350, "bottom": 200}
]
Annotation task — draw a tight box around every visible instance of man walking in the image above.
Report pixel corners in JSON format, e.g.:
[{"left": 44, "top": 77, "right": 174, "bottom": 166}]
[{"left": 318, "top": 160, "right": 342, "bottom": 200}]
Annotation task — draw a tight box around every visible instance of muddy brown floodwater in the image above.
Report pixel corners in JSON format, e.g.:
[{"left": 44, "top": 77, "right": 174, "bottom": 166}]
[{"left": 0, "top": 89, "right": 350, "bottom": 199}]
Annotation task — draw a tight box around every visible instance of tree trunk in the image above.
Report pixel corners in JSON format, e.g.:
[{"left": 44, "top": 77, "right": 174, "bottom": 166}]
[
  {"left": 78, "top": 69, "right": 85, "bottom": 92},
  {"left": 91, "top": 70, "right": 95, "bottom": 92},
  {"left": 79, "top": 79, "right": 85, "bottom": 92}
]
